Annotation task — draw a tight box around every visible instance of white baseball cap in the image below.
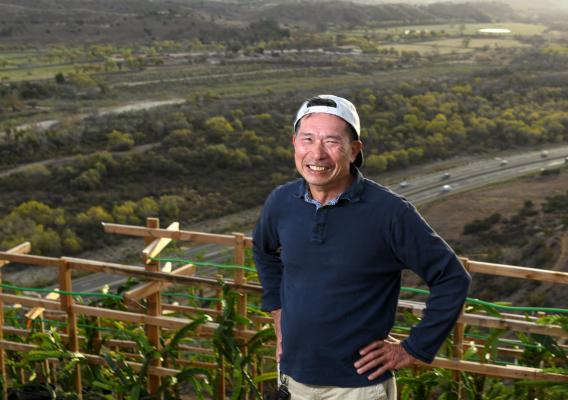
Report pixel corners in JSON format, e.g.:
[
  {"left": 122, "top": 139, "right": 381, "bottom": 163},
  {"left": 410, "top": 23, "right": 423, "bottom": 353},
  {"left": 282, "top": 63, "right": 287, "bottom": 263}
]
[{"left": 294, "top": 94, "right": 363, "bottom": 167}]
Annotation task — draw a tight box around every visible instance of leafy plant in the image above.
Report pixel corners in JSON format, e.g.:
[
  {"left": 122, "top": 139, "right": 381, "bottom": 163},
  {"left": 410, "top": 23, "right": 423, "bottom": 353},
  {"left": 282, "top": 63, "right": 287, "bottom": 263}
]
[
  {"left": 9, "top": 327, "right": 87, "bottom": 398},
  {"left": 212, "top": 283, "right": 276, "bottom": 400},
  {"left": 92, "top": 315, "right": 212, "bottom": 399}
]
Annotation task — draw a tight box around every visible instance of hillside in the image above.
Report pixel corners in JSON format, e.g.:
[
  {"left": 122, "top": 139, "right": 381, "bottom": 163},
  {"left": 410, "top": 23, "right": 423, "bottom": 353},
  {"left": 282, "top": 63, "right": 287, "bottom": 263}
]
[
  {"left": 0, "top": 0, "right": 517, "bottom": 45},
  {"left": 419, "top": 166, "right": 568, "bottom": 307}
]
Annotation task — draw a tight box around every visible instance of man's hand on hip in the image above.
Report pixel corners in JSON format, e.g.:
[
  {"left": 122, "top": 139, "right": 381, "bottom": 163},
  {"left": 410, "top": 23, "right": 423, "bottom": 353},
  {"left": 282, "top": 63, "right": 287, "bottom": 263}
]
[{"left": 354, "top": 336, "right": 416, "bottom": 380}]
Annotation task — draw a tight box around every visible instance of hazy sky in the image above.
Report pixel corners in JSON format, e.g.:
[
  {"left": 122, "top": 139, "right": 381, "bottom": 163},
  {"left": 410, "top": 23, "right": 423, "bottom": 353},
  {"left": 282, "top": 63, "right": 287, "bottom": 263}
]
[{"left": 356, "top": 0, "right": 568, "bottom": 12}]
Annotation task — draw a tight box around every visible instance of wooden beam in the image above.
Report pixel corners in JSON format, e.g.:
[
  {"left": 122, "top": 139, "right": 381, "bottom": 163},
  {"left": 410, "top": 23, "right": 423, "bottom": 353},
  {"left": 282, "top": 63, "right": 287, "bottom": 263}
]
[
  {"left": 25, "top": 291, "right": 60, "bottom": 321},
  {"left": 62, "top": 256, "right": 263, "bottom": 294},
  {"left": 233, "top": 233, "right": 247, "bottom": 332},
  {"left": 102, "top": 222, "right": 236, "bottom": 246},
  {"left": 0, "top": 293, "right": 60, "bottom": 310},
  {"left": 71, "top": 304, "right": 258, "bottom": 340},
  {"left": 161, "top": 303, "right": 272, "bottom": 324},
  {"left": 398, "top": 299, "right": 567, "bottom": 338},
  {"left": 460, "top": 313, "right": 567, "bottom": 338},
  {"left": 1, "top": 338, "right": 564, "bottom": 383},
  {"left": 425, "top": 358, "right": 568, "bottom": 383},
  {"left": 59, "top": 260, "right": 82, "bottom": 398},
  {"left": 0, "top": 340, "right": 186, "bottom": 378},
  {"left": 468, "top": 260, "right": 568, "bottom": 285},
  {"left": 124, "top": 263, "right": 196, "bottom": 302},
  {"left": 144, "top": 217, "right": 162, "bottom": 395},
  {"left": 0, "top": 252, "right": 60, "bottom": 267},
  {"left": 0, "top": 243, "right": 32, "bottom": 398},
  {"left": 0, "top": 242, "right": 32, "bottom": 268},
  {"left": 142, "top": 222, "right": 179, "bottom": 261}
]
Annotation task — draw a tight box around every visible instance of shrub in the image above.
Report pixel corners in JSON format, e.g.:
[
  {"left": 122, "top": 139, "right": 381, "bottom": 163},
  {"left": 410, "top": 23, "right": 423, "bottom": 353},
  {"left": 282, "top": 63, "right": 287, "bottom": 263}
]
[{"left": 464, "top": 213, "right": 502, "bottom": 235}]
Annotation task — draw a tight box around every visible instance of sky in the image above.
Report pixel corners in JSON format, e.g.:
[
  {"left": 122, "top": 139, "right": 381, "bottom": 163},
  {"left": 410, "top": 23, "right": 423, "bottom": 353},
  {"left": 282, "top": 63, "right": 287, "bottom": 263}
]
[{"left": 356, "top": 0, "right": 568, "bottom": 11}]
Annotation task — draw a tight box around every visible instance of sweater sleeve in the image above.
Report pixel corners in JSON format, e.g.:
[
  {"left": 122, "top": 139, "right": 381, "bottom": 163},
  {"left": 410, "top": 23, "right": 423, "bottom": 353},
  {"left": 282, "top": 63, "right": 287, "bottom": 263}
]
[
  {"left": 390, "top": 203, "right": 471, "bottom": 363},
  {"left": 253, "top": 190, "right": 284, "bottom": 312}
]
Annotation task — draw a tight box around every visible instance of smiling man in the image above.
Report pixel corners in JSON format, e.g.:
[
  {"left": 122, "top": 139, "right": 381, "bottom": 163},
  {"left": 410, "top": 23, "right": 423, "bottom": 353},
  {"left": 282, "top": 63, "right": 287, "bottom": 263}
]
[{"left": 253, "top": 94, "right": 471, "bottom": 400}]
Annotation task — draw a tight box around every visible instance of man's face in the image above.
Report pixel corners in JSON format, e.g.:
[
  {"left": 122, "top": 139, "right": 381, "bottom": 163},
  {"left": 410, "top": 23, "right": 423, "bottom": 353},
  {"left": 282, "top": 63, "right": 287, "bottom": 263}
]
[{"left": 293, "top": 113, "right": 362, "bottom": 193}]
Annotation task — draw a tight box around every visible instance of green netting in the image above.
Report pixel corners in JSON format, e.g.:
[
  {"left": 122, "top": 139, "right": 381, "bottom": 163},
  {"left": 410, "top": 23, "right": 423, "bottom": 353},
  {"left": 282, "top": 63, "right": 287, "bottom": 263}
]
[
  {"left": 0, "top": 282, "right": 122, "bottom": 300},
  {"left": 149, "top": 256, "right": 257, "bottom": 273},
  {"left": 1, "top": 272, "right": 567, "bottom": 317},
  {"left": 401, "top": 287, "right": 568, "bottom": 314}
]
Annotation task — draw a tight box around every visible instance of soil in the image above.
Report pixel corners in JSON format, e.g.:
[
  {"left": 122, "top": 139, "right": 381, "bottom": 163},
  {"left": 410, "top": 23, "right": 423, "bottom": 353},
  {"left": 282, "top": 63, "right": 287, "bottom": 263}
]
[{"left": 416, "top": 168, "right": 568, "bottom": 307}]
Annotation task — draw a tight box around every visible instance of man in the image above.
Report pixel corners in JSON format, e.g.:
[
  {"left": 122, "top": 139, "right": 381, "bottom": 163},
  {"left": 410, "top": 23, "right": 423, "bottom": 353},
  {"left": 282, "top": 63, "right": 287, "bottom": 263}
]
[{"left": 253, "top": 94, "right": 471, "bottom": 399}]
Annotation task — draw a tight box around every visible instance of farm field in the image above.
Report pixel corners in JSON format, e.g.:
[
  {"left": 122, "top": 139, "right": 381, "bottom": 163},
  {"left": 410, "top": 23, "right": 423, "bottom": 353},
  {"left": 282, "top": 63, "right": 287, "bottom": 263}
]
[
  {"left": 357, "top": 22, "right": 549, "bottom": 36},
  {"left": 380, "top": 37, "right": 530, "bottom": 54}
]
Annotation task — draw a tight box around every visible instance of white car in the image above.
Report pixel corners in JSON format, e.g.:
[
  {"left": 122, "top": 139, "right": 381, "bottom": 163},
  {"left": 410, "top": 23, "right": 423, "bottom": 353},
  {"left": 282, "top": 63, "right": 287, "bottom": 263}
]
[
  {"left": 399, "top": 180, "right": 409, "bottom": 188},
  {"left": 441, "top": 184, "right": 453, "bottom": 193},
  {"left": 500, "top": 159, "right": 508, "bottom": 166},
  {"left": 541, "top": 150, "right": 549, "bottom": 158}
]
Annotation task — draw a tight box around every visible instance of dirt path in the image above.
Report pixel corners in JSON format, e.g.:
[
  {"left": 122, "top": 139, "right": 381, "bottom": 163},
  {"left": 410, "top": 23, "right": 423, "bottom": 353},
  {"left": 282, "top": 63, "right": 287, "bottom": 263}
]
[{"left": 0, "top": 142, "right": 159, "bottom": 179}]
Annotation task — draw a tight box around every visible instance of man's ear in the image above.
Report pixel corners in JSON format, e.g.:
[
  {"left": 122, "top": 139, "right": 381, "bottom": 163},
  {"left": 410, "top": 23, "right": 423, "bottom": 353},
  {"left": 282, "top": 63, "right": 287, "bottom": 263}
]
[{"left": 351, "top": 140, "right": 363, "bottom": 162}]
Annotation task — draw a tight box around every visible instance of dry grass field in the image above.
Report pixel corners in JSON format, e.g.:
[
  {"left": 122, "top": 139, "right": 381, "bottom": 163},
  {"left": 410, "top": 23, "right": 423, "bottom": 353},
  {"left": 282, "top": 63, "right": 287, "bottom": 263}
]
[{"left": 419, "top": 169, "right": 568, "bottom": 243}]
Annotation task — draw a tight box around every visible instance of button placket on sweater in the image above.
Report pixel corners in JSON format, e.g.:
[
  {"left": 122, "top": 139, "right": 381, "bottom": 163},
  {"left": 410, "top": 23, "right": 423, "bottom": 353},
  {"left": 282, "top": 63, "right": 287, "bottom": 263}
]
[{"left": 310, "top": 206, "right": 329, "bottom": 244}]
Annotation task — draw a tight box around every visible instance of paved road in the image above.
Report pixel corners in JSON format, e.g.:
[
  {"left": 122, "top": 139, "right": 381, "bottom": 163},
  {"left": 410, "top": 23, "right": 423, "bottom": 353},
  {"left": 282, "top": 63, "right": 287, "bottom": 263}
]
[
  {"left": 69, "top": 145, "right": 568, "bottom": 293},
  {"left": 396, "top": 146, "right": 568, "bottom": 203}
]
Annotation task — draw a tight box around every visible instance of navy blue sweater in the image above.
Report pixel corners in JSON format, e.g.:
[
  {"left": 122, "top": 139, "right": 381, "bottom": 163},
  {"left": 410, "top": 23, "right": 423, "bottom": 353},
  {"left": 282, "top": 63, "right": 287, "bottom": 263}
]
[{"left": 253, "top": 171, "right": 471, "bottom": 387}]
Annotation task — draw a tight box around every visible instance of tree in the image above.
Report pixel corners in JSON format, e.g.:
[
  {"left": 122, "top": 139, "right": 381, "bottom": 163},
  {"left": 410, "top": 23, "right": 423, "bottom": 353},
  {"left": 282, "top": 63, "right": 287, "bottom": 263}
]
[
  {"left": 107, "top": 130, "right": 135, "bottom": 151},
  {"left": 54, "top": 72, "right": 66, "bottom": 84},
  {"left": 204, "top": 116, "right": 235, "bottom": 142},
  {"left": 11, "top": 201, "right": 65, "bottom": 227},
  {"left": 159, "top": 195, "right": 186, "bottom": 219},
  {"left": 62, "top": 228, "right": 82, "bottom": 254},
  {"left": 30, "top": 225, "right": 62, "bottom": 255},
  {"left": 76, "top": 206, "right": 114, "bottom": 226},
  {"left": 365, "top": 154, "right": 388, "bottom": 173},
  {"left": 113, "top": 201, "right": 142, "bottom": 225},
  {"left": 136, "top": 197, "right": 159, "bottom": 219},
  {"left": 71, "top": 168, "right": 102, "bottom": 190}
]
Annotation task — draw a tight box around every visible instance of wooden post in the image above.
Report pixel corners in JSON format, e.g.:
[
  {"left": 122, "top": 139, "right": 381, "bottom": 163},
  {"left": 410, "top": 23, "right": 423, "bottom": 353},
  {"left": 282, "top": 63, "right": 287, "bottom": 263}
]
[
  {"left": 58, "top": 260, "right": 82, "bottom": 399},
  {"left": 233, "top": 233, "right": 249, "bottom": 397},
  {"left": 0, "top": 242, "right": 32, "bottom": 398},
  {"left": 0, "top": 262, "right": 5, "bottom": 398},
  {"left": 144, "top": 218, "right": 162, "bottom": 395},
  {"left": 233, "top": 233, "right": 247, "bottom": 331},
  {"left": 453, "top": 258, "right": 470, "bottom": 400},
  {"left": 215, "top": 279, "right": 225, "bottom": 400}
]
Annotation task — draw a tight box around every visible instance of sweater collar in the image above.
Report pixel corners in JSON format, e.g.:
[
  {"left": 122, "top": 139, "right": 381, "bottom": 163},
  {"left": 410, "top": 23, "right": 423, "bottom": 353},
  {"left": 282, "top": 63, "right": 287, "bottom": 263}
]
[{"left": 294, "top": 167, "right": 365, "bottom": 203}]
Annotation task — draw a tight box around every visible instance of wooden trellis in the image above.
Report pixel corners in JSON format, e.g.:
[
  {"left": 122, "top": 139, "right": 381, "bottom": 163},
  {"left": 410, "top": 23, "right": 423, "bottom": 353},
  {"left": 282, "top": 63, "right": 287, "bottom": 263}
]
[{"left": 0, "top": 218, "right": 567, "bottom": 399}]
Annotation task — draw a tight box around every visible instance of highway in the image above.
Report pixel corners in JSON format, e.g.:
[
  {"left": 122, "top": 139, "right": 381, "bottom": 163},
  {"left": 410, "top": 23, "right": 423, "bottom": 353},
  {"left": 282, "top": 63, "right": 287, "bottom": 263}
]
[{"left": 69, "top": 145, "right": 568, "bottom": 293}]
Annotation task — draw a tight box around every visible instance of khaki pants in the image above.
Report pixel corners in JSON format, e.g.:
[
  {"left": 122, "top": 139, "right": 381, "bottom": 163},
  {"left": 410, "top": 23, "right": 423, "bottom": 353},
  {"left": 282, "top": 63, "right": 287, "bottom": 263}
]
[{"left": 280, "top": 372, "right": 397, "bottom": 400}]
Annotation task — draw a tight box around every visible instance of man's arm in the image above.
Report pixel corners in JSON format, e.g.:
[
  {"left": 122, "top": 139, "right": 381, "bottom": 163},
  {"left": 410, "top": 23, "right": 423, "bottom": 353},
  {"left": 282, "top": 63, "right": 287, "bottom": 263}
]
[
  {"left": 392, "top": 204, "right": 471, "bottom": 363},
  {"left": 253, "top": 192, "right": 285, "bottom": 362},
  {"left": 356, "top": 203, "right": 470, "bottom": 379},
  {"left": 253, "top": 191, "right": 284, "bottom": 312}
]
